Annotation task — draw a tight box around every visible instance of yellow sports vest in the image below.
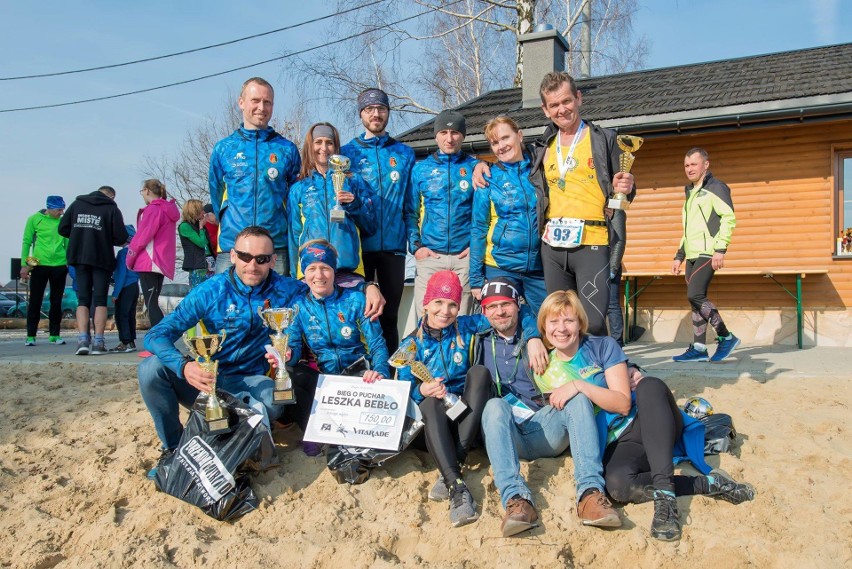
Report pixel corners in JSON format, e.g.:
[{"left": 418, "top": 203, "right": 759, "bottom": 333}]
[{"left": 544, "top": 134, "right": 607, "bottom": 245}]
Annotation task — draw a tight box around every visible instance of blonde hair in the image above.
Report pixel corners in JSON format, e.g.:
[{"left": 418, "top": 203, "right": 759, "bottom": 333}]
[
  {"left": 181, "top": 199, "right": 204, "bottom": 224},
  {"left": 537, "top": 290, "right": 589, "bottom": 349},
  {"left": 484, "top": 116, "right": 521, "bottom": 142}
]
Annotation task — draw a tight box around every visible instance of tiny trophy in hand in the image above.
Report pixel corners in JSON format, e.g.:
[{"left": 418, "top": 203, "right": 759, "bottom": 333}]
[
  {"left": 608, "top": 134, "right": 644, "bottom": 211},
  {"left": 329, "top": 154, "right": 350, "bottom": 223},
  {"left": 258, "top": 303, "right": 299, "bottom": 405},
  {"left": 183, "top": 330, "right": 231, "bottom": 434},
  {"left": 388, "top": 338, "right": 467, "bottom": 421}
]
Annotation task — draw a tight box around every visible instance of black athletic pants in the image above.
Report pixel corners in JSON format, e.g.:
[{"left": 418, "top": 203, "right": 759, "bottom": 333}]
[
  {"left": 603, "top": 376, "right": 709, "bottom": 503},
  {"left": 363, "top": 251, "right": 406, "bottom": 354},
  {"left": 139, "top": 272, "right": 165, "bottom": 327},
  {"left": 286, "top": 364, "right": 321, "bottom": 433},
  {"left": 417, "top": 366, "right": 493, "bottom": 483},
  {"left": 685, "top": 257, "right": 730, "bottom": 344},
  {"left": 114, "top": 283, "right": 139, "bottom": 344},
  {"left": 541, "top": 243, "right": 611, "bottom": 336},
  {"left": 26, "top": 265, "right": 67, "bottom": 337}
]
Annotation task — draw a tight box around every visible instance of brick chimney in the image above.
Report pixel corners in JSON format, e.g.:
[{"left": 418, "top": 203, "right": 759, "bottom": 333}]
[{"left": 518, "top": 24, "right": 570, "bottom": 109}]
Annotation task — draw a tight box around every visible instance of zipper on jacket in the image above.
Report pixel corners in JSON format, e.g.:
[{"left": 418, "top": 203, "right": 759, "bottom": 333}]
[
  {"left": 513, "top": 163, "right": 536, "bottom": 273},
  {"left": 321, "top": 299, "right": 342, "bottom": 371},
  {"left": 446, "top": 157, "right": 451, "bottom": 252},
  {"left": 253, "top": 134, "right": 259, "bottom": 226},
  {"left": 375, "top": 143, "right": 384, "bottom": 248}
]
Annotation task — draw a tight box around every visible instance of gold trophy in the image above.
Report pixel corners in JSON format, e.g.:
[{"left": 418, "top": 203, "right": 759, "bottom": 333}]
[
  {"left": 389, "top": 339, "right": 467, "bottom": 421},
  {"left": 182, "top": 331, "right": 231, "bottom": 434},
  {"left": 258, "top": 305, "right": 299, "bottom": 405},
  {"left": 25, "top": 256, "right": 40, "bottom": 268},
  {"left": 329, "top": 154, "right": 350, "bottom": 223},
  {"left": 607, "top": 134, "right": 644, "bottom": 211}
]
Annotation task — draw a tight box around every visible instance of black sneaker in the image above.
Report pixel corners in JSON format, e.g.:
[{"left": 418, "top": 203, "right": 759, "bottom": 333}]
[
  {"left": 650, "top": 489, "right": 681, "bottom": 541},
  {"left": 448, "top": 480, "right": 479, "bottom": 527},
  {"left": 146, "top": 448, "right": 176, "bottom": 480},
  {"left": 707, "top": 469, "right": 756, "bottom": 504}
]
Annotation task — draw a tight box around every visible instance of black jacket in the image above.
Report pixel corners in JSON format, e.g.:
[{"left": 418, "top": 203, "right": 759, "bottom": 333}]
[
  {"left": 528, "top": 121, "right": 635, "bottom": 276},
  {"left": 58, "top": 191, "right": 128, "bottom": 271}
]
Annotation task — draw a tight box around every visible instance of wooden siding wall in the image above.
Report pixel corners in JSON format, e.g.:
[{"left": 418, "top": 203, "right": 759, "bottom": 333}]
[{"left": 624, "top": 119, "right": 852, "bottom": 310}]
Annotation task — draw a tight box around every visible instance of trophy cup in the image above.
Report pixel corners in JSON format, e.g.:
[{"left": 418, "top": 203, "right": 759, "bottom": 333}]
[
  {"left": 329, "top": 154, "right": 350, "bottom": 223},
  {"left": 388, "top": 339, "right": 467, "bottom": 421},
  {"left": 607, "top": 134, "right": 644, "bottom": 211},
  {"left": 182, "top": 331, "right": 230, "bottom": 434},
  {"left": 258, "top": 305, "right": 299, "bottom": 405}
]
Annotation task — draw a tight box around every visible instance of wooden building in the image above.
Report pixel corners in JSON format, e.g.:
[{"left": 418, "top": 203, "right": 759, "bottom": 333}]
[{"left": 397, "top": 35, "right": 852, "bottom": 347}]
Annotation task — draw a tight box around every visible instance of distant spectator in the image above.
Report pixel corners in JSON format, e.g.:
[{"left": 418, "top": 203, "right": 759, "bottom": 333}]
[
  {"left": 178, "top": 199, "right": 214, "bottom": 289},
  {"left": 58, "top": 186, "right": 128, "bottom": 355},
  {"left": 19, "top": 195, "right": 68, "bottom": 346},
  {"left": 110, "top": 225, "right": 140, "bottom": 353},
  {"left": 127, "top": 179, "right": 179, "bottom": 328},
  {"left": 202, "top": 203, "right": 219, "bottom": 260}
]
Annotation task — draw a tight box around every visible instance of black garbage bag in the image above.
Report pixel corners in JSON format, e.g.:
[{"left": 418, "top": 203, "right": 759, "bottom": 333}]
[
  {"left": 327, "top": 401, "right": 424, "bottom": 485},
  {"left": 700, "top": 413, "right": 737, "bottom": 455},
  {"left": 154, "top": 390, "right": 275, "bottom": 521}
]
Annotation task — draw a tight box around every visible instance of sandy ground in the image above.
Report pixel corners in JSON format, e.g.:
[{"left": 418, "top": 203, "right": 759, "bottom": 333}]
[{"left": 0, "top": 361, "right": 849, "bottom": 569}]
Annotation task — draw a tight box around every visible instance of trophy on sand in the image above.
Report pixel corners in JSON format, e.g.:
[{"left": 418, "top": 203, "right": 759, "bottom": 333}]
[
  {"left": 607, "top": 134, "right": 644, "bottom": 211},
  {"left": 329, "top": 154, "right": 350, "bottom": 223},
  {"left": 258, "top": 305, "right": 299, "bottom": 405},
  {"left": 389, "top": 339, "right": 467, "bottom": 421},
  {"left": 183, "top": 331, "right": 230, "bottom": 434}
]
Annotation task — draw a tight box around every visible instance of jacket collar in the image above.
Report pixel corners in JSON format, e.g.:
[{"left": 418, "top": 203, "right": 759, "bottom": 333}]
[
  {"left": 431, "top": 150, "right": 467, "bottom": 164},
  {"left": 238, "top": 124, "right": 278, "bottom": 142},
  {"left": 355, "top": 133, "right": 393, "bottom": 148},
  {"left": 686, "top": 171, "right": 715, "bottom": 192},
  {"left": 226, "top": 266, "right": 275, "bottom": 296}
]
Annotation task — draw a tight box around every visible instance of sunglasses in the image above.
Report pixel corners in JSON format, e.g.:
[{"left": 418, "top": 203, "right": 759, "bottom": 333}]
[{"left": 233, "top": 249, "right": 273, "bottom": 265}]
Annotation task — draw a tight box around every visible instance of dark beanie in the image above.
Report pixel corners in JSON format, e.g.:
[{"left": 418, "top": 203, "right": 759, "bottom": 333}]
[{"left": 434, "top": 110, "right": 466, "bottom": 136}]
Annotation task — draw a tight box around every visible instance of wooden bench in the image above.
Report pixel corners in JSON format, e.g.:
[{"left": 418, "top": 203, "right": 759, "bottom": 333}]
[{"left": 621, "top": 269, "right": 829, "bottom": 349}]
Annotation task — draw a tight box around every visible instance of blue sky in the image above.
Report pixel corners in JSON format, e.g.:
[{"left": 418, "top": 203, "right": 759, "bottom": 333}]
[{"left": 1, "top": 0, "right": 849, "bottom": 282}]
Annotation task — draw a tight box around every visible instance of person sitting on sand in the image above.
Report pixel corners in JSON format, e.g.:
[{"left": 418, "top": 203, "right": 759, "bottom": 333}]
[
  {"left": 534, "top": 290, "right": 755, "bottom": 542},
  {"left": 137, "top": 226, "right": 385, "bottom": 479}
]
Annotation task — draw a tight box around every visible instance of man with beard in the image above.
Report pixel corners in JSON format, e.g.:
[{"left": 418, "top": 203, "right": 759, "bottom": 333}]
[{"left": 341, "top": 88, "right": 415, "bottom": 353}]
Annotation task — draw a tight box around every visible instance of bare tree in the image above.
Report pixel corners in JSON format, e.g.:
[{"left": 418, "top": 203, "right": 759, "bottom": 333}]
[{"left": 284, "top": 0, "right": 647, "bottom": 131}]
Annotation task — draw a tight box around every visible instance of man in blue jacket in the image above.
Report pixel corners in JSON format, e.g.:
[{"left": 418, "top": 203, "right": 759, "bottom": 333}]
[
  {"left": 341, "top": 88, "right": 416, "bottom": 354},
  {"left": 138, "top": 226, "right": 385, "bottom": 478},
  {"left": 208, "top": 77, "right": 301, "bottom": 275},
  {"left": 409, "top": 110, "right": 479, "bottom": 315}
]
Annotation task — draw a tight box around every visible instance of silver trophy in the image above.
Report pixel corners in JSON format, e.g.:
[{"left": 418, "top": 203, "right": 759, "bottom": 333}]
[
  {"left": 329, "top": 154, "right": 350, "bottom": 223},
  {"left": 607, "top": 134, "right": 643, "bottom": 211},
  {"left": 388, "top": 338, "right": 467, "bottom": 421},
  {"left": 258, "top": 305, "right": 299, "bottom": 405},
  {"left": 182, "top": 331, "right": 231, "bottom": 434}
]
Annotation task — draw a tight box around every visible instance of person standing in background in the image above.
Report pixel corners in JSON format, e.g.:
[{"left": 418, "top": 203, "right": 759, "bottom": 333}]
[
  {"left": 19, "top": 195, "right": 68, "bottom": 346},
  {"left": 202, "top": 203, "right": 218, "bottom": 262},
  {"left": 127, "top": 179, "right": 179, "bottom": 329},
  {"left": 110, "top": 225, "right": 140, "bottom": 353},
  {"left": 178, "top": 199, "right": 214, "bottom": 289}
]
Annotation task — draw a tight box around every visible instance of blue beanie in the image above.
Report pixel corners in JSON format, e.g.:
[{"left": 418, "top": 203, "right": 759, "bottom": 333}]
[
  {"left": 46, "top": 195, "right": 65, "bottom": 210},
  {"left": 358, "top": 88, "right": 390, "bottom": 113},
  {"left": 299, "top": 241, "right": 338, "bottom": 273}
]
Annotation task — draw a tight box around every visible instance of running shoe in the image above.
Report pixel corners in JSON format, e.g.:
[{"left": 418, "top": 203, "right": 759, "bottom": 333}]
[
  {"left": 90, "top": 342, "right": 108, "bottom": 355},
  {"left": 48, "top": 336, "right": 66, "bottom": 345},
  {"left": 710, "top": 334, "right": 741, "bottom": 362},
  {"left": 109, "top": 341, "right": 137, "bottom": 353},
  {"left": 429, "top": 475, "right": 450, "bottom": 502},
  {"left": 147, "top": 448, "right": 176, "bottom": 480},
  {"left": 25, "top": 337, "right": 36, "bottom": 347},
  {"left": 707, "top": 469, "right": 756, "bottom": 504},
  {"left": 75, "top": 340, "right": 90, "bottom": 355},
  {"left": 650, "top": 489, "right": 681, "bottom": 541},
  {"left": 672, "top": 344, "right": 709, "bottom": 362},
  {"left": 448, "top": 480, "right": 479, "bottom": 527}
]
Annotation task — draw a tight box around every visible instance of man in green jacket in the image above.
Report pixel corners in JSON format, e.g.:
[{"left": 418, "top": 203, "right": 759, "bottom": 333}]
[
  {"left": 20, "top": 195, "right": 69, "bottom": 346},
  {"left": 672, "top": 148, "right": 739, "bottom": 362}
]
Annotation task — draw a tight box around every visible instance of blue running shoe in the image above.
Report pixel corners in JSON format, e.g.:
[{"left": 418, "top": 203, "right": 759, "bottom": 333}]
[
  {"left": 710, "top": 334, "right": 741, "bottom": 362},
  {"left": 672, "top": 344, "right": 709, "bottom": 362}
]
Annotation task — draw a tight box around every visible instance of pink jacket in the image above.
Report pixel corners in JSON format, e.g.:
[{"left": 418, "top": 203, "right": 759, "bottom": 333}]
[{"left": 127, "top": 198, "right": 180, "bottom": 279}]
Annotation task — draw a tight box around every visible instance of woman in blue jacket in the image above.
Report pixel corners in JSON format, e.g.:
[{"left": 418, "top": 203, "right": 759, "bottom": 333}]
[
  {"left": 288, "top": 123, "right": 378, "bottom": 282},
  {"left": 534, "top": 290, "right": 755, "bottom": 542},
  {"left": 470, "top": 117, "right": 545, "bottom": 313}
]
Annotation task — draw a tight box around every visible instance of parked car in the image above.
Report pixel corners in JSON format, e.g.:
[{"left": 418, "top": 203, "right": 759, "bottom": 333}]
[
  {"left": 158, "top": 283, "right": 190, "bottom": 316},
  {"left": 6, "top": 286, "right": 114, "bottom": 319},
  {"left": 0, "top": 292, "right": 23, "bottom": 315}
]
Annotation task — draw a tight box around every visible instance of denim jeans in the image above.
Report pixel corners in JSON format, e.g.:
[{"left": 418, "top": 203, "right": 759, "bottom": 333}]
[
  {"left": 484, "top": 266, "right": 547, "bottom": 315},
  {"left": 481, "top": 394, "right": 605, "bottom": 509},
  {"left": 138, "top": 356, "right": 284, "bottom": 449},
  {"left": 214, "top": 247, "right": 289, "bottom": 276}
]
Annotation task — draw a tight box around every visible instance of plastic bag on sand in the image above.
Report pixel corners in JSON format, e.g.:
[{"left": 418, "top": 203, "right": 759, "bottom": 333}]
[
  {"left": 327, "top": 400, "right": 424, "bottom": 485},
  {"left": 700, "top": 412, "right": 737, "bottom": 455},
  {"left": 154, "top": 391, "right": 275, "bottom": 521}
]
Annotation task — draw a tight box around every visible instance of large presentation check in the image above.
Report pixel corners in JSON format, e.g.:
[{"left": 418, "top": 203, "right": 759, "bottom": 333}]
[{"left": 304, "top": 375, "right": 411, "bottom": 451}]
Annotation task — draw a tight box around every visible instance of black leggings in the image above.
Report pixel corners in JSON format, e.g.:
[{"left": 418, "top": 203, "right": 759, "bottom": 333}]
[
  {"left": 541, "top": 243, "right": 611, "bottom": 336},
  {"left": 603, "top": 376, "right": 709, "bottom": 503},
  {"left": 26, "top": 265, "right": 67, "bottom": 337},
  {"left": 139, "top": 272, "right": 165, "bottom": 326},
  {"left": 418, "top": 366, "right": 493, "bottom": 483},
  {"left": 286, "top": 364, "right": 321, "bottom": 433},
  {"left": 685, "top": 257, "right": 729, "bottom": 344},
  {"left": 363, "top": 251, "right": 406, "bottom": 354}
]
